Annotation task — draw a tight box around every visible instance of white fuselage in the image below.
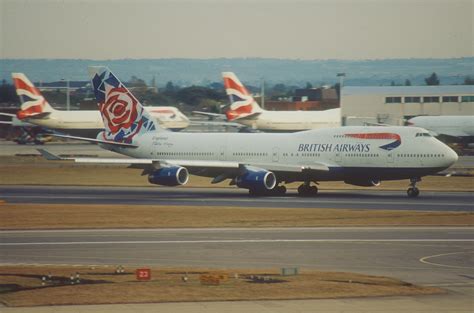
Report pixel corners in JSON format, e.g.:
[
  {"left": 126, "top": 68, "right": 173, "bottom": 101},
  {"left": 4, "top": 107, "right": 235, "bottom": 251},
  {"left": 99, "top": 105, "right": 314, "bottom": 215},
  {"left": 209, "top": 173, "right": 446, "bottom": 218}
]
[
  {"left": 237, "top": 108, "right": 341, "bottom": 131},
  {"left": 22, "top": 106, "right": 189, "bottom": 136},
  {"left": 108, "top": 126, "right": 457, "bottom": 182},
  {"left": 408, "top": 115, "right": 474, "bottom": 139}
]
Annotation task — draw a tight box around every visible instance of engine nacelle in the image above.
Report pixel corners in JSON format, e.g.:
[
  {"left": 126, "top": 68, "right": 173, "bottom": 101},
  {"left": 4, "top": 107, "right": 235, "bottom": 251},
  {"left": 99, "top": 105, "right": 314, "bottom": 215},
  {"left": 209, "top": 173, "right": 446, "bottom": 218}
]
[
  {"left": 344, "top": 179, "right": 381, "bottom": 187},
  {"left": 236, "top": 168, "right": 277, "bottom": 191},
  {"left": 148, "top": 166, "right": 189, "bottom": 186}
]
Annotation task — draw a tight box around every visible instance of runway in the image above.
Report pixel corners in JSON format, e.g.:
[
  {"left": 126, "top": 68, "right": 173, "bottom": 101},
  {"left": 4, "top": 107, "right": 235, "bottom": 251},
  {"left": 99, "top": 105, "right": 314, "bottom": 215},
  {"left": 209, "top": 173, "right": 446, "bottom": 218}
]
[
  {"left": 1, "top": 185, "right": 472, "bottom": 211},
  {"left": 1, "top": 227, "right": 473, "bottom": 298}
]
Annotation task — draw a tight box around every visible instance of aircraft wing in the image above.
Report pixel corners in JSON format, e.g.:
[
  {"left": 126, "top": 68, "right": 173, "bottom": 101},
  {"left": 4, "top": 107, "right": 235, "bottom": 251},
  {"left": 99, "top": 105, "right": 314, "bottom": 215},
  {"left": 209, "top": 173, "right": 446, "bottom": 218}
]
[
  {"left": 191, "top": 111, "right": 226, "bottom": 120},
  {"left": 0, "top": 112, "right": 16, "bottom": 118},
  {"left": 48, "top": 133, "right": 139, "bottom": 148},
  {"left": 38, "top": 149, "right": 332, "bottom": 181},
  {"left": 190, "top": 120, "right": 243, "bottom": 128}
]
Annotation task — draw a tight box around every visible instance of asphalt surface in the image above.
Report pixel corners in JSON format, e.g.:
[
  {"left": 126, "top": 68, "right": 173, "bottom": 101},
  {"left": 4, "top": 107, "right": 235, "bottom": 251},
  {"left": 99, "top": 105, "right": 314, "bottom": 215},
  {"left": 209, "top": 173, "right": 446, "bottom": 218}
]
[
  {"left": 1, "top": 185, "right": 473, "bottom": 211},
  {"left": 1, "top": 227, "right": 473, "bottom": 312}
]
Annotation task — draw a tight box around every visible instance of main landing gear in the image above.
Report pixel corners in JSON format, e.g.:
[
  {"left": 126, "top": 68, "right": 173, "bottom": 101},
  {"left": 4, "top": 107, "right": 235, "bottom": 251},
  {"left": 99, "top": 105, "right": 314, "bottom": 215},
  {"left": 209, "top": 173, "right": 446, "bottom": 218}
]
[
  {"left": 248, "top": 185, "right": 287, "bottom": 196},
  {"left": 407, "top": 178, "right": 421, "bottom": 197},
  {"left": 297, "top": 182, "right": 318, "bottom": 197}
]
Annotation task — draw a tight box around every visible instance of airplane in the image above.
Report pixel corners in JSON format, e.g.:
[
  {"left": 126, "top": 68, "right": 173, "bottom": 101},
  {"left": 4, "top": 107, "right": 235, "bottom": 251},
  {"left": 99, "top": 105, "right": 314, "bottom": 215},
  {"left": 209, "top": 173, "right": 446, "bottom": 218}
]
[
  {"left": 39, "top": 66, "right": 459, "bottom": 198},
  {"left": 407, "top": 115, "right": 474, "bottom": 145},
  {"left": 4, "top": 73, "right": 190, "bottom": 138},
  {"left": 193, "top": 72, "right": 341, "bottom": 132}
]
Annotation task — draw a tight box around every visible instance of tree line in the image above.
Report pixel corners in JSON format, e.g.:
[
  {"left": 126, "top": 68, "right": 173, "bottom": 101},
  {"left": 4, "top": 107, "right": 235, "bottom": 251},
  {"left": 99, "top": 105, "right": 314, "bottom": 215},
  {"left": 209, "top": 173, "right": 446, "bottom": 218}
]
[{"left": 1, "top": 73, "right": 473, "bottom": 108}]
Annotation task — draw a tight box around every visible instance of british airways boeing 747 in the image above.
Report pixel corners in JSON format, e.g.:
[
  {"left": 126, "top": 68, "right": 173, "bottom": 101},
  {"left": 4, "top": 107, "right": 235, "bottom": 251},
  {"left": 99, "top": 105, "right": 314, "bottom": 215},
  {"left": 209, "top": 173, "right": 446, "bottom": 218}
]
[{"left": 39, "top": 67, "right": 458, "bottom": 197}]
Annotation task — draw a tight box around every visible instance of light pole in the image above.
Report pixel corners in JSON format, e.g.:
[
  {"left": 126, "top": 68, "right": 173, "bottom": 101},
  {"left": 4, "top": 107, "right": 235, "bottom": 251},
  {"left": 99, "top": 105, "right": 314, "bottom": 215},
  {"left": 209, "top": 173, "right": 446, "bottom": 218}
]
[
  {"left": 336, "top": 72, "right": 346, "bottom": 89},
  {"left": 260, "top": 77, "right": 265, "bottom": 110},
  {"left": 61, "top": 78, "right": 70, "bottom": 111},
  {"left": 336, "top": 73, "right": 346, "bottom": 126}
]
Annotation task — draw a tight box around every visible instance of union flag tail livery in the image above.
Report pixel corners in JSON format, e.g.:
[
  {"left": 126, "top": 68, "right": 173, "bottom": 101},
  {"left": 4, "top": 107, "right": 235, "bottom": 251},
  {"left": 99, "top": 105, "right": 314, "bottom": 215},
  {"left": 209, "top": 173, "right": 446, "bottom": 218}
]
[
  {"left": 12, "top": 73, "right": 54, "bottom": 120},
  {"left": 88, "top": 66, "right": 160, "bottom": 144},
  {"left": 222, "top": 72, "right": 263, "bottom": 121}
]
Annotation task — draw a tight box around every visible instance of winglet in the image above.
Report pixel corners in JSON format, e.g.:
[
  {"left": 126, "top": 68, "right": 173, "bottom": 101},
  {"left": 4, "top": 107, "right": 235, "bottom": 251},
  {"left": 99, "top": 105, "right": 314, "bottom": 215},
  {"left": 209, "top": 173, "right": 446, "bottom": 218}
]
[{"left": 37, "top": 149, "right": 62, "bottom": 160}]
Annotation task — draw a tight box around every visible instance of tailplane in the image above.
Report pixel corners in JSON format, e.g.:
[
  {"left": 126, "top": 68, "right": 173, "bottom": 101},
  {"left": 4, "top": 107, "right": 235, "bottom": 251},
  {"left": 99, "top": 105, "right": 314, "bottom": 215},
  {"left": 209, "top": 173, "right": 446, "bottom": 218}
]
[
  {"left": 12, "top": 73, "right": 54, "bottom": 120},
  {"left": 88, "top": 66, "right": 161, "bottom": 144},
  {"left": 222, "top": 72, "right": 263, "bottom": 121}
]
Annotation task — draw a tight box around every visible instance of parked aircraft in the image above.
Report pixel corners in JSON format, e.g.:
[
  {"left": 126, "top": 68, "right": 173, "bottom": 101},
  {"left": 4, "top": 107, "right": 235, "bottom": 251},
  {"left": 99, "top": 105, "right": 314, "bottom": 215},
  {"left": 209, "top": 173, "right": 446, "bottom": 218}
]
[
  {"left": 39, "top": 67, "right": 458, "bottom": 197},
  {"left": 194, "top": 72, "right": 341, "bottom": 132},
  {"left": 8, "top": 73, "right": 189, "bottom": 137},
  {"left": 407, "top": 115, "right": 474, "bottom": 144}
]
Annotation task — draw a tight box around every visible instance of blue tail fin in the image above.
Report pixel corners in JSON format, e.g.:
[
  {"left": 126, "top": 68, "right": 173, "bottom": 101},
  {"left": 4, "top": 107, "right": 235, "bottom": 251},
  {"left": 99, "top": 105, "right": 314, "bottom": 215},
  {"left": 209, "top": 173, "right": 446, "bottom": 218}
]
[{"left": 88, "top": 66, "right": 160, "bottom": 143}]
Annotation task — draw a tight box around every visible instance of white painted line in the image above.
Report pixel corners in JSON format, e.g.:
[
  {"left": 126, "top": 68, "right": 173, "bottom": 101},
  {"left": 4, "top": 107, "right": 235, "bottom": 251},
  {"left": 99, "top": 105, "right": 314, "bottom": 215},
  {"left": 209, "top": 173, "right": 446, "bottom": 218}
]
[
  {"left": 419, "top": 251, "right": 474, "bottom": 269},
  {"left": 1, "top": 239, "right": 473, "bottom": 246}
]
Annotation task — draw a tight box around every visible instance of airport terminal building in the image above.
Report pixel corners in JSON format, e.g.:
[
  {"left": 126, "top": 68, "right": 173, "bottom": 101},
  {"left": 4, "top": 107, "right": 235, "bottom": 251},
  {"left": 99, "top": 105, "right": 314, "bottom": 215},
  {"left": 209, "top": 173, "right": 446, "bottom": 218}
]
[{"left": 341, "top": 86, "right": 474, "bottom": 126}]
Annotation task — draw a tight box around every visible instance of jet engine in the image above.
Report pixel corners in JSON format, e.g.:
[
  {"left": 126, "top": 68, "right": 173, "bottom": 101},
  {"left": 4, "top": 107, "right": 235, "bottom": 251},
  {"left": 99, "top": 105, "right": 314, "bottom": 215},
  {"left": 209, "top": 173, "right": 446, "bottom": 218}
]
[
  {"left": 236, "top": 168, "right": 277, "bottom": 191},
  {"left": 148, "top": 166, "right": 189, "bottom": 186},
  {"left": 344, "top": 179, "right": 381, "bottom": 187}
]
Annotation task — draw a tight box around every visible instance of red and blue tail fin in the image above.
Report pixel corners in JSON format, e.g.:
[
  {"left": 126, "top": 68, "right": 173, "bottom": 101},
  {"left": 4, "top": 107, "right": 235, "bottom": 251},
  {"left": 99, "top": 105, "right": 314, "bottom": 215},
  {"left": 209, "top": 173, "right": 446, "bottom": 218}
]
[
  {"left": 11, "top": 73, "right": 54, "bottom": 120},
  {"left": 88, "top": 66, "right": 160, "bottom": 143},
  {"left": 222, "top": 72, "right": 263, "bottom": 121}
]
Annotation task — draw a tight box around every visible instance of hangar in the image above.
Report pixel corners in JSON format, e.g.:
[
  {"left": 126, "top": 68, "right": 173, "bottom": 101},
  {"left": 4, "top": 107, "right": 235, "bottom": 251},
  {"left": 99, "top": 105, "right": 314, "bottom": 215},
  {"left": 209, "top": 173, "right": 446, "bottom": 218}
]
[{"left": 341, "top": 86, "right": 474, "bottom": 126}]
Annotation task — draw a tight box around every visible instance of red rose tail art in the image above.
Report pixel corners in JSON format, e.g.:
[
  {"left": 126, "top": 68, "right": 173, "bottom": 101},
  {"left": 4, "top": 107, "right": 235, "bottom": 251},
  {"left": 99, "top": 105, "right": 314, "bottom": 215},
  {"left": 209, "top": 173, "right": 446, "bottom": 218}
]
[{"left": 89, "top": 67, "right": 158, "bottom": 143}]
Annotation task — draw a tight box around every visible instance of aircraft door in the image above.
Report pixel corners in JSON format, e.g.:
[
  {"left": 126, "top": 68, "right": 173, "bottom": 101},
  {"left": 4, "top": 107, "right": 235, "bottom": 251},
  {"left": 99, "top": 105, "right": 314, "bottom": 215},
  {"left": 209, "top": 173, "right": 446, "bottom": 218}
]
[
  {"left": 272, "top": 147, "right": 279, "bottom": 162},
  {"left": 219, "top": 146, "right": 226, "bottom": 161},
  {"left": 386, "top": 152, "right": 394, "bottom": 165}
]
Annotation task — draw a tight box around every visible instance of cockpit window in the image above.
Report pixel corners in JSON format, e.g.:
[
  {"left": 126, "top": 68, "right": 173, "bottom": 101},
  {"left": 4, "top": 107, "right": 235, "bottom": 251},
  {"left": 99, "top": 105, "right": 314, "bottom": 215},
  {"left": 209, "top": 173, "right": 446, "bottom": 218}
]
[{"left": 415, "top": 133, "right": 431, "bottom": 137}]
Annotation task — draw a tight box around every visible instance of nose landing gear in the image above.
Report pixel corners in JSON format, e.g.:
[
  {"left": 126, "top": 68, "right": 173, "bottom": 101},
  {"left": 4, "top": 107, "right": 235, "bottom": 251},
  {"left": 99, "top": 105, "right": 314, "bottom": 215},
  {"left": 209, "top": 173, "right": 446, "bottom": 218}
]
[{"left": 407, "top": 178, "right": 421, "bottom": 197}]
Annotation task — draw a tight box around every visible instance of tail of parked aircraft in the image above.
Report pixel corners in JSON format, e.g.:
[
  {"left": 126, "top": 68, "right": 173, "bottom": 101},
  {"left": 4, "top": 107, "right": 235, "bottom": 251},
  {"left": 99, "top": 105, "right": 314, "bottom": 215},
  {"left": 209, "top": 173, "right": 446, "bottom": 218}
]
[
  {"left": 12, "top": 73, "right": 55, "bottom": 120},
  {"left": 222, "top": 72, "right": 263, "bottom": 121},
  {"left": 88, "top": 66, "right": 161, "bottom": 144}
]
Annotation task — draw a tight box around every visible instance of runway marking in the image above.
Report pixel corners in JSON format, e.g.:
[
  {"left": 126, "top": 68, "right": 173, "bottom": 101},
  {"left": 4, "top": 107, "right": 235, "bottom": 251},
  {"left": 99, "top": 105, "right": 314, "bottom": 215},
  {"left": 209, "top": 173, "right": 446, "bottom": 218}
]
[
  {"left": 419, "top": 251, "right": 474, "bottom": 269},
  {"left": 1, "top": 239, "right": 473, "bottom": 246}
]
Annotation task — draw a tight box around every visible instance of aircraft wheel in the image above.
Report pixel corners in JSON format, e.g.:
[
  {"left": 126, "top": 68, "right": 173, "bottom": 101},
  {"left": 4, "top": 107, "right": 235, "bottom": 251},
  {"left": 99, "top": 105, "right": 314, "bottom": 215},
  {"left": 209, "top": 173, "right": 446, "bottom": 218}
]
[
  {"left": 407, "top": 187, "right": 420, "bottom": 197},
  {"left": 275, "top": 185, "right": 287, "bottom": 195},
  {"left": 298, "top": 184, "right": 317, "bottom": 197},
  {"left": 297, "top": 185, "right": 307, "bottom": 196}
]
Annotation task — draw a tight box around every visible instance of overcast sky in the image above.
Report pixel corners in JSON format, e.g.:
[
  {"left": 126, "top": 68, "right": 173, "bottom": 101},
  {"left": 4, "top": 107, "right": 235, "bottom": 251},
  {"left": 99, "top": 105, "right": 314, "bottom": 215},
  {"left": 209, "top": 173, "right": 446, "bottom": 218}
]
[{"left": 1, "top": 0, "right": 472, "bottom": 60}]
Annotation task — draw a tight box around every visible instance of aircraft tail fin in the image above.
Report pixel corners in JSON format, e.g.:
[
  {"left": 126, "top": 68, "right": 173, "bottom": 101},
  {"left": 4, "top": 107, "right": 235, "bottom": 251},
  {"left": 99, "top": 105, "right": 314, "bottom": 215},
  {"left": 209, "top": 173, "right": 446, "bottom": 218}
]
[
  {"left": 88, "top": 66, "right": 161, "bottom": 144},
  {"left": 222, "top": 72, "right": 263, "bottom": 121},
  {"left": 11, "top": 73, "right": 55, "bottom": 120}
]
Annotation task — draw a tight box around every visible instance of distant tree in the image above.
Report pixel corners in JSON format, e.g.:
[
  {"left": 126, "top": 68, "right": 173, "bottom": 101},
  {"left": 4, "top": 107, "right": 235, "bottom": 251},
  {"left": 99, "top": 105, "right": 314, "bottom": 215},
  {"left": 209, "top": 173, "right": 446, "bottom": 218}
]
[
  {"left": 464, "top": 76, "right": 474, "bottom": 85},
  {"left": 390, "top": 81, "right": 396, "bottom": 86},
  {"left": 164, "top": 81, "right": 176, "bottom": 93},
  {"left": 272, "top": 83, "right": 287, "bottom": 93},
  {"left": 305, "top": 82, "right": 313, "bottom": 89},
  {"left": 207, "top": 82, "right": 224, "bottom": 91},
  {"left": 128, "top": 75, "right": 147, "bottom": 87},
  {"left": 425, "top": 72, "right": 440, "bottom": 85},
  {"left": 176, "top": 86, "right": 225, "bottom": 106},
  {"left": 0, "top": 80, "right": 18, "bottom": 103},
  {"left": 405, "top": 79, "right": 412, "bottom": 86}
]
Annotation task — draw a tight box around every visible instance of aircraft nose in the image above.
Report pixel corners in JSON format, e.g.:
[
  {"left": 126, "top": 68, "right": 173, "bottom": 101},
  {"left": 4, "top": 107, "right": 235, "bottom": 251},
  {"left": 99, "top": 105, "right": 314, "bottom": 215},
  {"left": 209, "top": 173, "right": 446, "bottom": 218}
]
[{"left": 445, "top": 146, "right": 458, "bottom": 166}]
